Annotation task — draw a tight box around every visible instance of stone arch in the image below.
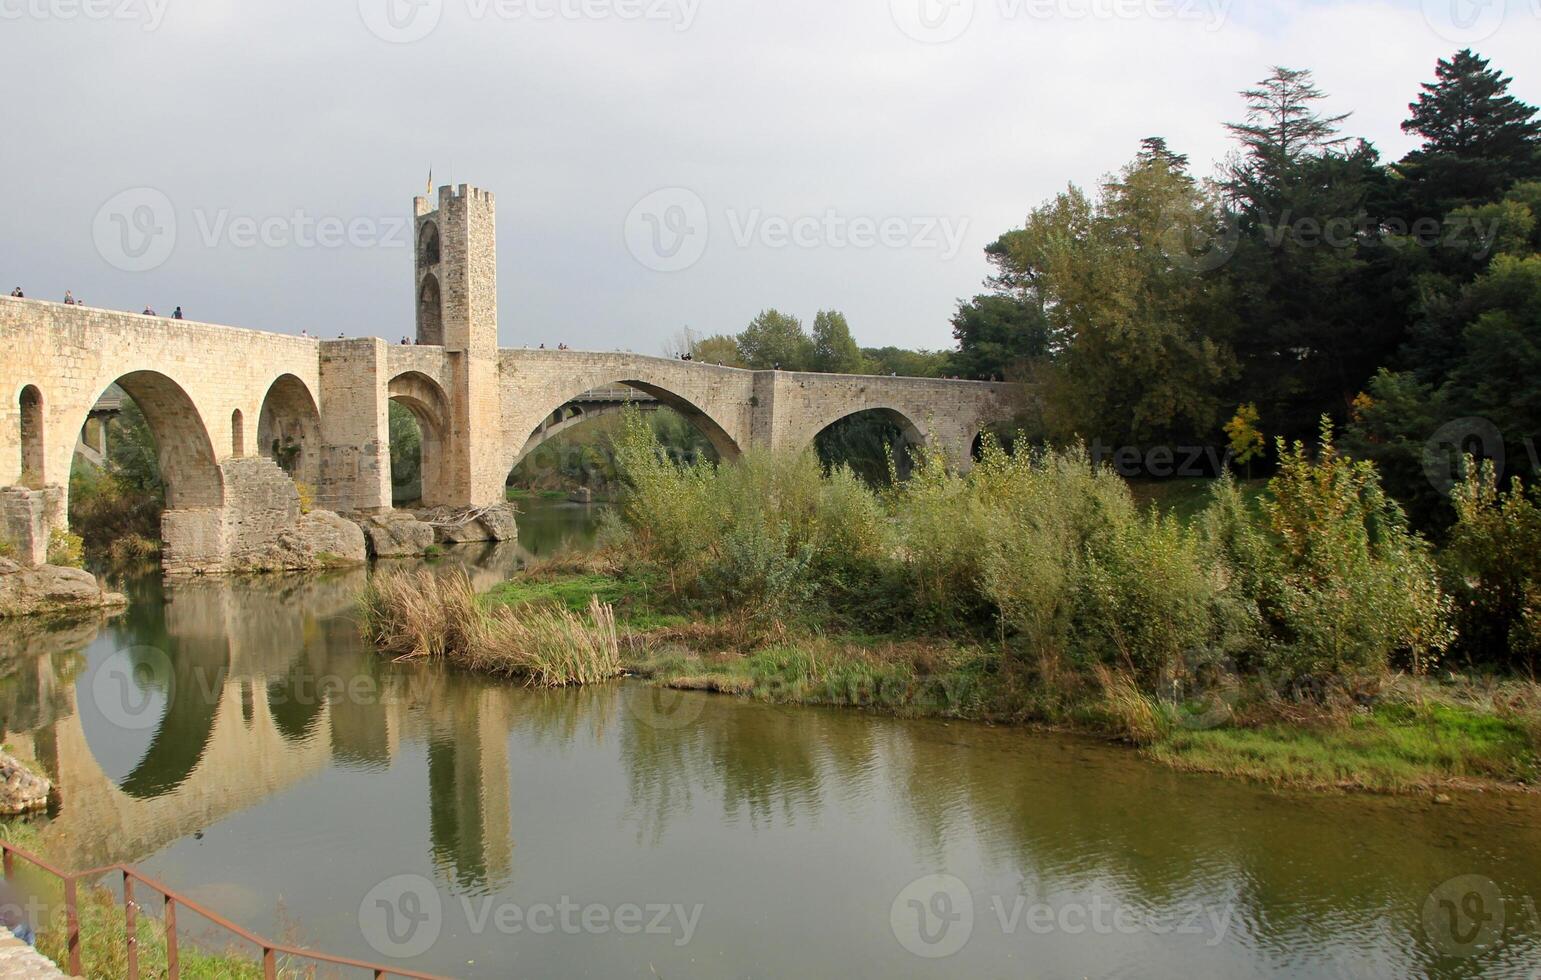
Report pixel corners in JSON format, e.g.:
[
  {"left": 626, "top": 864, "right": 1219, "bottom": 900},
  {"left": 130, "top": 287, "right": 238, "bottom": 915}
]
[
  {"left": 418, "top": 274, "right": 443, "bottom": 347},
  {"left": 230, "top": 409, "right": 245, "bottom": 457},
  {"left": 806, "top": 406, "right": 930, "bottom": 480},
  {"left": 94, "top": 371, "right": 224, "bottom": 509},
  {"left": 509, "top": 379, "right": 741, "bottom": 473},
  {"left": 18, "top": 384, "right": 43, "bottom": 487},
  {"left": 419, "top": 221, "right": 441, "bottom": 266},
  {"left": 257, "top": 374, "right": 322, "bottom": 488},
  {"left": 389, "top": 371, "right": 451, "bottom": 507}
]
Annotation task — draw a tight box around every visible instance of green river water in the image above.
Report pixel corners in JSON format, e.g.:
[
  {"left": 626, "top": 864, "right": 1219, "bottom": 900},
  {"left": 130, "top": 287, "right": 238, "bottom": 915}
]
[{"left": 1, "top": 500, "right": 1538, "bottom": 978}]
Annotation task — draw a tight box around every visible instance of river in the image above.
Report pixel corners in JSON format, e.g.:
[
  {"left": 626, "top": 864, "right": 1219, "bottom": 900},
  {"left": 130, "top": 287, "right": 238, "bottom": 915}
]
[{"left": 0, "top": 500, "right": 1537, "bottom": 978}]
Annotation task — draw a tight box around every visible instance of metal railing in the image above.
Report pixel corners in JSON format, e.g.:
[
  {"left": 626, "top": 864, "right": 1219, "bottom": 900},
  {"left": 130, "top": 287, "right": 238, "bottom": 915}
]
[{"left": 0, "top": 840, "right": 448, "bottom": 980}]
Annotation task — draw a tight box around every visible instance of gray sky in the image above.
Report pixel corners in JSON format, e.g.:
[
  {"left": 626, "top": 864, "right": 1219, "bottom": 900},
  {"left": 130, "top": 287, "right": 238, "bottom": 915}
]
[{"left": 3, "top": 0, "right": 1539, "bottom": 353}]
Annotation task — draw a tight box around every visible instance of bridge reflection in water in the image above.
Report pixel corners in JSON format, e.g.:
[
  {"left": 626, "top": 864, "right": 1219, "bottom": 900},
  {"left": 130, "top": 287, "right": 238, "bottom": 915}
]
[{"left": 0, "top": 562, "right": 522, "bottom": 894}]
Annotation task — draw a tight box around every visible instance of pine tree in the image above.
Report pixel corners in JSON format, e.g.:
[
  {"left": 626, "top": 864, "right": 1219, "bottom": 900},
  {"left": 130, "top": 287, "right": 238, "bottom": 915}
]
[
  {"left": 1398, "top": 50, "right": 1541, "bottom": 214},
  {"left": 1224, "top": 67, "right": 1351, "bottom": 207}
]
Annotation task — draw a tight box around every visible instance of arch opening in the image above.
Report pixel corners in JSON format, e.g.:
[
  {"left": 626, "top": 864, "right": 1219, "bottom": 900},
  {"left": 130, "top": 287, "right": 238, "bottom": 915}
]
[
  {"left": 18, "top": 385, "right": 44, "bottom": 487},
  {"left": 231, "top": 410, "right": 245, "bottom": 457},
  {"left": 418, "top": 274, "right": 443, "bottom": 347},
  {"left": 813, "top": 408, "right": 927, "bottom": 485},
  {"left": 508, "top": 381, "right": 738, "bottom": 497},
  {"left": 257, "top": 374, "right": 322, "bottom": 488},
  {"left": 388, "top": 372, "right": 450, "bottom": 508},
  {"left": 419, "top": 221, "right": 441, "bottom": 267},
  {"left": 67, "top": 372, "right": 222, "bottom": 568}
]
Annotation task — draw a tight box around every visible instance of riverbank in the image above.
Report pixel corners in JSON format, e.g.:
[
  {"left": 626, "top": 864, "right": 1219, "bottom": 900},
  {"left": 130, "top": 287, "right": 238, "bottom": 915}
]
[{"left": 475, "top": 561, "right": 1541, "bottom": 796}]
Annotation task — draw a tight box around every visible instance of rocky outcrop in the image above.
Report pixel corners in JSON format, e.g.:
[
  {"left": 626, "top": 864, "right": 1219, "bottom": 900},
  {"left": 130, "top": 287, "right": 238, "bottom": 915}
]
[
  {"left": 0, "top": 752, "right": 50, "bottom": 816},
  {"left": 569, "top": 487, "right": 594, "bottom": 504},
  {"left": 422, "top": 504, "right": 520, "bottom": 545},
  {"left": 0, "top": 560, "right": 127, "bottom": 619},
  {"left": 229, "top": 510, "right": 368, "bottom": 572},
  {"left": 358, "top": 512, "right": 438, "bottom": 557}
]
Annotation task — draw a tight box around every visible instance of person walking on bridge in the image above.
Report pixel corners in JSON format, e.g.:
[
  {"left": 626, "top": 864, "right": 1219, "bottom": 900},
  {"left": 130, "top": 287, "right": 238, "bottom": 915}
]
[
  {"left": 8, "top": 287, "right": 21, "bottom": 298},
  {"left": 173, "top": 306, "right": 184, "bottom": 320},
  {"left": 62, "top": 290, "right": 75, "bottom": 305}
]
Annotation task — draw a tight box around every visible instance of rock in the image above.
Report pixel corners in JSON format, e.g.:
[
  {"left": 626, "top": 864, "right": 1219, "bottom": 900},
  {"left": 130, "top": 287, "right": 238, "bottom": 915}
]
[
  {"left": 297, "top": 510, "right": 368, "bottom": 564},
  {"left": 1433, "top": 793, "right": 1453, "bottom": 805},
  {"left": 0, "top": 564, "right": 127, "bottom": 619},
  {"left": 0, "top": 752, "right": 51, "bottom": 815},
  {"left": 475, "top": 503, "right": 519, "bottom": 542},
  {"left": 434, "top": 519, "right": 487, "bottom": 545},
  {"left": 426, "top": 505, "right": 519, "bottom": 545},
  {"left": 232, "top": 509, "right": 368, "bottom": 571},
  {"left": 360, "top": 512, "right": 438, "bottom": 557},
  {"left": 569, "top": 487, "right": 594, "bottom": 505}
]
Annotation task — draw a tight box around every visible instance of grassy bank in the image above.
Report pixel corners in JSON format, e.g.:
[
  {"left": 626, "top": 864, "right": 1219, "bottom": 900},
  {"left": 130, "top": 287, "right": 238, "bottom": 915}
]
[
  {"left": 476, "top": 562, "right": 1541, "bottom": 793},
  {"left": 360, "top": 412, "right": 1541, "bottom": 794}
]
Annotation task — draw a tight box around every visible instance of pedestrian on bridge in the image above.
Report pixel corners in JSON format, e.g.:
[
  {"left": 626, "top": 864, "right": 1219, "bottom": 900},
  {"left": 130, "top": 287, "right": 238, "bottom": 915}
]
[
  {"left": 173, "top": 306, "right": 184, "bottom": 320},
  {"left": 8, "top": 287, "right": 21, "bottom": 298},
  {"left": 62, "top": 290, "right": 75, "bottom": 305}
]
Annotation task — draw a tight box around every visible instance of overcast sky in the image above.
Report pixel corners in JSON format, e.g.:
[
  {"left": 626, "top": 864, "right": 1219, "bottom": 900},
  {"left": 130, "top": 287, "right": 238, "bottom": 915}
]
[{"left": 2, "top": 0, "right": 1539, "bottom": 353}]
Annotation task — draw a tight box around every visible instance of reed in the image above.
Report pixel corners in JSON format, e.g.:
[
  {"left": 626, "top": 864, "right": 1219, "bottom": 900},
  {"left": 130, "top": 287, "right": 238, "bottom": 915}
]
[{"left": 360, "top": 568, "right": 621, "bottom": 687}]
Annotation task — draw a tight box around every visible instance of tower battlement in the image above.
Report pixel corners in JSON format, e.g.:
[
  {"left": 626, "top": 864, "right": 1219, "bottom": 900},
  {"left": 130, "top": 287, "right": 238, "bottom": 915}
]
[{"left": 413, "top": 185, "right": 497, "bottom": 353}]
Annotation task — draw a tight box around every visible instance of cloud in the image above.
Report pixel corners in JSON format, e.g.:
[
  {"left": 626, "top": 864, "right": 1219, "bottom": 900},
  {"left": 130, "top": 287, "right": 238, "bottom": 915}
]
[{"left": 1, "top": 0, "right": 1538, "bottom": 352}]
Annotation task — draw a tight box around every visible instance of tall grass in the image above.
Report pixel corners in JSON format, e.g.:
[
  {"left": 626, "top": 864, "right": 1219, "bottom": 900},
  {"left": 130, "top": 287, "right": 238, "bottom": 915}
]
[
  {"left": 359, "top": 569, "right": 620, "bottom": 687},
  {"left": 608, "top": 409, "right": 1457, "bottom": 697}
]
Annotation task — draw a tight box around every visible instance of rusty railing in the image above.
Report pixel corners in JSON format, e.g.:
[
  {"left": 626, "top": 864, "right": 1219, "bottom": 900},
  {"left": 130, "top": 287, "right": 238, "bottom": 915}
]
[{"left": 1, "top": 840, "right": 448, "bottom": 979}]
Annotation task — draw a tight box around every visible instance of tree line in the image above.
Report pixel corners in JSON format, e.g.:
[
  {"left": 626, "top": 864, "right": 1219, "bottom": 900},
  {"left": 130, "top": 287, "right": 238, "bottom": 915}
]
[
  {"left": 951, "top": 50, "right": 1541, "bottom": 527},
  {"left": 695, "top": 51, "right": 1539, "bottom": 527}
]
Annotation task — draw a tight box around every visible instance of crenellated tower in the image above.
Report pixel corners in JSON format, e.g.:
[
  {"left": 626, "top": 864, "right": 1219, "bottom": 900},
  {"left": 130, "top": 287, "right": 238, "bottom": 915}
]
[{"left": 413, "top": 185, "right": 504, "bottom": 505}]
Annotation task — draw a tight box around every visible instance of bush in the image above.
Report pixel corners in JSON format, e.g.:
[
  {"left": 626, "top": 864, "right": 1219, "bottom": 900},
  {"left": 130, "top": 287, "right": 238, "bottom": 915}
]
[
  {"left": 1224, "top": 420, "right": 1453, "bottom": 680},
  {"left": 45, "top": 529, "right": 84, "bottom": 568},
  {"left": 1444, "top": 458, "right": 1541, "bottom": 671}
]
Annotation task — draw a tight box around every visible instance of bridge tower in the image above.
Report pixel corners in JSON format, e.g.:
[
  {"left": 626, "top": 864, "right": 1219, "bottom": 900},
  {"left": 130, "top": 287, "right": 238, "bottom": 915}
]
[{"left": 412, "top": 186, "right": 504, "bottom": 506}]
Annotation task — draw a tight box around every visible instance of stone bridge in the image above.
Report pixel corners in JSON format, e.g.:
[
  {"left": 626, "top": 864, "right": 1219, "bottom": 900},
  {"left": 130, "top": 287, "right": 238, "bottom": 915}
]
[{"left": 0, "top": 184, "right": 1023, "bottom": 573}]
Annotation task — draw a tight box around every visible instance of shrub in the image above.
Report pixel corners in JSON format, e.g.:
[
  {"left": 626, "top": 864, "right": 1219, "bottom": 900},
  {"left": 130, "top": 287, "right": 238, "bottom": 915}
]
[
  {"left": 1444, "top": 458, "right": 1541, "bottom": 671},
  {"left": 46, "top": 529, "right": 84, "bottom": 569},
  {"left": 1227, "top": 420, "right": 1453, "bottom": 680}
]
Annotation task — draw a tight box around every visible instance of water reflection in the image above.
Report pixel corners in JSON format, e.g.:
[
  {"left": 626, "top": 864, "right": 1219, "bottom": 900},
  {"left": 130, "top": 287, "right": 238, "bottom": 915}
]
[{"left": 0, "top": 525, "right": 1537, "bottom": 975}]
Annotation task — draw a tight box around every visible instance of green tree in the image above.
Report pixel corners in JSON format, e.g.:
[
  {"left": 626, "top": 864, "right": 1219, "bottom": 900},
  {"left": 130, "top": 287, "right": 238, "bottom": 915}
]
[
  {"left": 809, "top": 310, "right": 866, "bottom": 374},
  {"left": 691, "top": 333, "right": 744, "bottom": 367},
  {"left": 861, "top": 347, "right": 951, "bottom": 378},
  {"left": 992, "top": 145, "right": 1238, "bottom": 445},
  {"left": 737, "top": 309, "right": 813, "bottom": 371},
  {"left": 389, "top": 401, "right": 423, "bottom": 505},
  {"left": 1224, "top": 66, "right": 1352, "bottom": 201},
  {"left": 1220, "top": 70, "right": 1411, "bottom": 442},
  {"left": 949, "top": 293, "right": 1050, "bottom": 381},
  {"left": 1398, "top": 50, "right": 1541, "bottom": 215}
]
